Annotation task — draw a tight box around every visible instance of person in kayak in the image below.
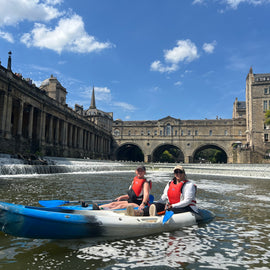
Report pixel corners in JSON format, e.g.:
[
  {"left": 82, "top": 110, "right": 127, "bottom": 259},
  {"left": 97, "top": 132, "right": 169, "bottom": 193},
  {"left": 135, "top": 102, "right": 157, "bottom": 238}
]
[
  {"left": 126, "top": 165, "right": 198, "bottom": 216},
  {"left": 95, "top": 165, "right": 152, "bottom": 210}
]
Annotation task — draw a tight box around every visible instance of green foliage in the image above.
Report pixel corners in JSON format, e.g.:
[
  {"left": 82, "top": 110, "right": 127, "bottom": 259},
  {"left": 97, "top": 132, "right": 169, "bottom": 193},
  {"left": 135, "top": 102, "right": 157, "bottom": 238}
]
[
  {"left": 265, "top": 110, "right": 270, "bottom": 126},
  {"left": 194, "top": 148, "right": 227, "bottom": 163},
  {"left": 160, "top": 150, "right": 174, "bottom": 163}
]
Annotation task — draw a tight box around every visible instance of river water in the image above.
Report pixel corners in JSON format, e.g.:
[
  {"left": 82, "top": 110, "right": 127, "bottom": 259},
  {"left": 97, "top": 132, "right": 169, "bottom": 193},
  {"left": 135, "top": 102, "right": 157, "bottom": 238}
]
[{"left": 0, "top": 156, "right": 269, "bottom": 269}]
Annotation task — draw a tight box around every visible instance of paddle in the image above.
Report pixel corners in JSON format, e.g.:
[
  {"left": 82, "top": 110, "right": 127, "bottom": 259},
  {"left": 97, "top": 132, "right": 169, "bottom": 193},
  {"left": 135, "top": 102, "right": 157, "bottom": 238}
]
[
  {"left": 39, "top": 199, "right": 112, "bottom": 208},
  {"left": 162, "top": 210, "right": 174, "bottom": 224},
  {"left": 162, "top": 203, "right": 174, "bottom": 224}
]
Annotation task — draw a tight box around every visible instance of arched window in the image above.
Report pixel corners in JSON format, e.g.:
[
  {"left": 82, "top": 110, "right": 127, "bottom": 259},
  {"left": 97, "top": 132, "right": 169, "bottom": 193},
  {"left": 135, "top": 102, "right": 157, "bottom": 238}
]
[{"left": 166, "top": 124, "right": 171, "bottom": 136}]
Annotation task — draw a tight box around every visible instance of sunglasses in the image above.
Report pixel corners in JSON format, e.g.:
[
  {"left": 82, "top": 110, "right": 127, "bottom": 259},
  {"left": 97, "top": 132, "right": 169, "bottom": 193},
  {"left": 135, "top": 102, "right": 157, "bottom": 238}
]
[{"left": 174, "top": 170, "right": 184, "bottom": 174}]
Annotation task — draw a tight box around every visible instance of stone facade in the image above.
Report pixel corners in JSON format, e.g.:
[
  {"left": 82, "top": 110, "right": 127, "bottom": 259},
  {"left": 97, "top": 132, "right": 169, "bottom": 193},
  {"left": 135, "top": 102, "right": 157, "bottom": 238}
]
[
  {"left": 245, "top": 68, "right": 270, "bottom": 157},
  {"left": 112, "top": 68, "right": 270, "bottom": 164},
  {"left": 112, "top": 116, "right": 247, "bottom": 163},
  {"left": 1, "top": 51, "right": 270, "bottom": 163},
  {"left": 0, "top": 54, "right": 112, "bottom": 159}
]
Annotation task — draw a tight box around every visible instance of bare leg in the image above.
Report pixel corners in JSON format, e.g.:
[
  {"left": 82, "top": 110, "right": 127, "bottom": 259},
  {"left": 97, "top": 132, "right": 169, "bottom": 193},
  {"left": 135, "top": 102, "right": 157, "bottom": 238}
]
[{"left": 100, "top": 201, "right": 138, "bottom": 210}]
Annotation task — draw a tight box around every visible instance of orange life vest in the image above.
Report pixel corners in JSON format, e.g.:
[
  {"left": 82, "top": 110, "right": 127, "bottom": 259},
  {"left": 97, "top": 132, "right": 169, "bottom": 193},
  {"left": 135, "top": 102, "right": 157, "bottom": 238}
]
[
  {"left": 167, "top": 180, "right": 196, "bottom": 206},
  {"left": 167, "top": 180, "right": 187, "bottom": 204},
  {"left": 131, "top": 176, "right": 148, "bottom": 197}
]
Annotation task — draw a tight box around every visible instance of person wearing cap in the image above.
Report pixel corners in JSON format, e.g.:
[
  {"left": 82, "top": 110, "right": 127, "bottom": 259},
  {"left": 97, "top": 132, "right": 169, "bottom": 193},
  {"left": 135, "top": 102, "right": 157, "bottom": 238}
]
[
  {"left": 97, "top": 165, "right": 152, "bottom": 210},
  {"left": 127, "top": 165, "right": 197, "bottom": 216}
]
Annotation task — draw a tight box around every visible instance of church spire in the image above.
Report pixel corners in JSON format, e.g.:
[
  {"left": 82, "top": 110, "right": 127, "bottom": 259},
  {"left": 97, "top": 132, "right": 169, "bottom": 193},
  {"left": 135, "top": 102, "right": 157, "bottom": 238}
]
[
  {"left": 90, "top": 86, "right": 96, "bottom": 109},
  {"left": 7, "top": 51, "right": 12, "bottom": 71}
]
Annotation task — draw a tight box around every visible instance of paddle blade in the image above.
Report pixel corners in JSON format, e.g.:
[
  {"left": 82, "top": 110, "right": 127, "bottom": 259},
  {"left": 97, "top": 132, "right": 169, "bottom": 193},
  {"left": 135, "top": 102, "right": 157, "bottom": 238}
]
[
  {"left": 162, "top": 210, "right": 174, "bottom": 224},
  {"left": 39, "top": 200, "right": 69, "bottom": 207},
  {"left": 149, "top": 194, "right": 154, "bottom": 204}
]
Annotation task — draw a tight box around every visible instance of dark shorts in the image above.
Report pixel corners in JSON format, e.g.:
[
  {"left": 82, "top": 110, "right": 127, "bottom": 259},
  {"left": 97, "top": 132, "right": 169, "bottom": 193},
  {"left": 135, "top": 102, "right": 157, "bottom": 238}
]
[
  {"left": 128, "top": 198, "right": 142, "bottom": 205},
  {"left": 142, "top": 202, "right": 194, "bottom": 216}
]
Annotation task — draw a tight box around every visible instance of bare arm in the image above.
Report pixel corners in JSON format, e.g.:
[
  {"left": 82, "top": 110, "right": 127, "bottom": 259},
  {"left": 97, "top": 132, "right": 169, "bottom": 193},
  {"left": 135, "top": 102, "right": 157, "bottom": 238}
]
[{"left": 138, "top": 182, "right": 150, "bottom": 210}]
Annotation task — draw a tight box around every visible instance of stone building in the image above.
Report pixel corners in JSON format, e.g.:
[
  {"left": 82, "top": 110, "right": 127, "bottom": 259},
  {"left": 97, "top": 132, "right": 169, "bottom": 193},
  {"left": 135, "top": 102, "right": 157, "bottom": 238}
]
[
  {"left": 111, "top": 68, "right": 270, "bottom": 163},
  {"left": 0, "top": 52, "right": 112, "bottom": 159},
  {"left": 245, "top": 67, "right": 270, "bottom": 157},
  {"left": 1, "top": 51, "right": 270, "bottom": 163}
]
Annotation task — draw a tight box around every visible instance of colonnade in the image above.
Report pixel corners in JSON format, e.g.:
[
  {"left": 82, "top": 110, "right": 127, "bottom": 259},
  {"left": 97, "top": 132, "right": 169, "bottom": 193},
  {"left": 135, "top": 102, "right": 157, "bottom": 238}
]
[{"left": 0, "top": 87, "right": 111, "bottom": 159}]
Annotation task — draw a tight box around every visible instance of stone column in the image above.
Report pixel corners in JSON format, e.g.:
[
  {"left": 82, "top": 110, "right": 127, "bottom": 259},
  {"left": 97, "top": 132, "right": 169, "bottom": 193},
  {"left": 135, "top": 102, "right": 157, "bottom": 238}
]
[
  {"left": 73, "top": 126, "right": 77, "bottom": 148},
  {"left": 62, "top": 121, "right": 68, "bottom": 147},
  {"left": 40, "top": 111, "right": 46, "bottom": 144},
  {"left": 69, "top": 124, "right": 73, "bottom": 147},
  {"left": 55, "top": 118, "right": 59, "bottom": 144},
  {"left": 17, "top": 100, "right": 24, "bottom": 136},
  {"left": 4, "top": 95, "right": 12, "bottom": 139},
  {"left": 28, "top": 106, "right": 34, "bottom": 139},
  {"left": 48, "top": 115, "right": 53, "bottom": 144},
  {"left": 0, "top": 93, "right": 7, "bottom": 134},
  {"left": 78, "top": 128, "right": 83, "bottom": 149}
]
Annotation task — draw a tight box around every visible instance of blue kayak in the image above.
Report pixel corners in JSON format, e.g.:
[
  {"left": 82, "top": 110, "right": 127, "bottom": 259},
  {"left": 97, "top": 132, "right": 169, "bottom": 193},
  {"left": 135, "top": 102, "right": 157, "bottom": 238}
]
[{"left": 0, "top": 201, "right": 215, "bottom": 239}]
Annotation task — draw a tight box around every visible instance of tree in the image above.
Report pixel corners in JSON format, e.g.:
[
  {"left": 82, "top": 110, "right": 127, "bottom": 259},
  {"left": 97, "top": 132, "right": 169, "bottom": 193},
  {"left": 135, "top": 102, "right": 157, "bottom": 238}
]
[
  {"left": 160, "top": 150, "right": 174, "bottom": 163},
  {"left": 265, "top": 110, "right": 270, "bottom": 126}
]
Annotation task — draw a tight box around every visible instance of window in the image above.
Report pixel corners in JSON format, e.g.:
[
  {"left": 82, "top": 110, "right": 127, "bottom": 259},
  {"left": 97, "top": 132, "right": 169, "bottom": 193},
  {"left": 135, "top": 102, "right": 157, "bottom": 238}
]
[
  {"left": 154, "top": 130, "right": 157, "bottom": 136},
  {"left": 188, "top": 130, "right": 191, "bottom": 136},
  {"left": 264, "top": 100, "right": 268, "bottom": 111},
  {"left": 175, "top": 130, "right": 177, "bottom": 136},
  {"left": 209, "top": 130, "right": 212, "bottom": 136},
  {"left": 239, "top": 131, "right": 242, "bottom": 135},
  {"left": 224, "top": 130, "right": 228, "bottom": 136},
  {"left": 195, "top": 130, "right": 198, "bottom": 136},
  {"left": 166, "top": 124, "right": 171, "bottom": 136},
  {"left": 128, "top": 130, "right": 131, "bottom": 136},
  {"left": 141, "top": 130, "right": 144, "bottom": 136},
  {"left": 265, "top": 88, "right": 268, "bottom": 95},
  {"left": 265, "top": 134, "right": 269, "bottom": 142},
  {"left": 160, "top": 130, "right": 162, "bottom": 136},
  {"left": 181, "top": 130, "right": 184, "bottom": 136},
  {"left": 114, "top": 129, "right": 120, "bottom": 136},
  {"left": 148, "top": 130, "right": 150, "bottom": 136}
]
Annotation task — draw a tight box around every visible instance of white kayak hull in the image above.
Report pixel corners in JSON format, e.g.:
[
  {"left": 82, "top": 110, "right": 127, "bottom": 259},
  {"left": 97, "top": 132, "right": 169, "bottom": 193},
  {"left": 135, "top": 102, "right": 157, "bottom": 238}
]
[{"left": 0, "top": 201, "right": 214, "bottom": 239}]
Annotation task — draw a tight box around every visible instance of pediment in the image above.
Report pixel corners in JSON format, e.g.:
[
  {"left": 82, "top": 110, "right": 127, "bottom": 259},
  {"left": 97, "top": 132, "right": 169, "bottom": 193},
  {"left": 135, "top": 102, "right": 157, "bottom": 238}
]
[{"left": 158, "top": 116, "right": 179, "bottom": 122}]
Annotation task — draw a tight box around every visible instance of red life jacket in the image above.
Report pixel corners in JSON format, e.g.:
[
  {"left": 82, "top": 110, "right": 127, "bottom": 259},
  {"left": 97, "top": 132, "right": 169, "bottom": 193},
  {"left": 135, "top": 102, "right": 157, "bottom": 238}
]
[
  {"left": 167, "top": 179, "right": 196, "bottom": 206},
  {"left": 131, "top": 176, "right": 151, "bottom": 197}
]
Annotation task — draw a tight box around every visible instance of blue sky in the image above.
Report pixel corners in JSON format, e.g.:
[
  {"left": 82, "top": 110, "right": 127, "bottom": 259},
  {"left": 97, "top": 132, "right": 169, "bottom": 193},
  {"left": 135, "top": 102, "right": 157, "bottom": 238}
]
[{"left": 1, "top": 0, "right": 270, "bottom": 121}]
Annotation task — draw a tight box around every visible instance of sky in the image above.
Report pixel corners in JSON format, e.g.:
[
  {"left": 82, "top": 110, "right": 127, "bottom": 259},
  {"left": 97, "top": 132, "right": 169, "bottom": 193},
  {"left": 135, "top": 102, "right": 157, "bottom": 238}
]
[{"left": 1, "top": 0, "right": 270, "bottom": 121}]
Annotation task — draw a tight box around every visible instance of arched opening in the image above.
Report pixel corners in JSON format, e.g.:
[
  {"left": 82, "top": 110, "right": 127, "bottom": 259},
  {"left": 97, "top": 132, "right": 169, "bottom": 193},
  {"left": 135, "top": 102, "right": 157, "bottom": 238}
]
[
  {"left": 152, "top": 144, "right": 184, "bottom": 163},
  {"left": 193, "top": 144, "right": 227, "bottom": 163},
  {"left": 116, "top": 144, "right": 144, "bottom": 162}
]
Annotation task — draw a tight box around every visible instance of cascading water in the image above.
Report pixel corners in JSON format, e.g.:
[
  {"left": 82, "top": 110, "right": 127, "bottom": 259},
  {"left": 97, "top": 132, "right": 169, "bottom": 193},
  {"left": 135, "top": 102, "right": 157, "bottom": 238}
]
[
  {"left": 0, "top": 154, "right": 134, "bottom": 175},
  {"left": 1, "top": 153, "right": 270, "bottom": 178}
]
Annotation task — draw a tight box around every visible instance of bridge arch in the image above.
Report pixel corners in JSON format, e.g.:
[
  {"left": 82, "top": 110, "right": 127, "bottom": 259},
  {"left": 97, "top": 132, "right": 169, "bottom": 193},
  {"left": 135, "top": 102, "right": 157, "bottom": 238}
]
[
  {"left": 115, "top": 143, "right": 144, "bottom": 162},
  {"left": 152, "top": 144, "right": 184, "bottom": 163},
  {"left": 192, "top": 143, "right": 228, "bottom": 163}
]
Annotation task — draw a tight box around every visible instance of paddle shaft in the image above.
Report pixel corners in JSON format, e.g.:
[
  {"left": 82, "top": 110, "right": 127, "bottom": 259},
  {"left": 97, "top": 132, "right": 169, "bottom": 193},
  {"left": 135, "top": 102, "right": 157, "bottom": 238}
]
[{"left": 39, "top": 199, "right": 113, "bottom": 207}]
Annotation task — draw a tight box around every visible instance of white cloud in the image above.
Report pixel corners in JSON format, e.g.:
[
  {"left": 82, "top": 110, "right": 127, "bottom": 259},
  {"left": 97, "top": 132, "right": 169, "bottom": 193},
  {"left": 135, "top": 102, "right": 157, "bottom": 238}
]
[
  {"left": 113, "top": 102, "right": 136, "bottom": 111},
  {"left": 94, "top": 86, "right": 112, "bottom": 102},
  {"left": 0, "top": 31, "right": 14, "bottom": 43},
  {"left": 0, "top": 0, "right": 62, "bottom": 26},
  {"left": 150, "top": 60, "right": 178, "bottom": 73},
  {"left": 192, "top": 0, "right": 205, "bottom": 4},
  {"left": 20, "top": 14, "right": 114, "bottom": 53},
  {"left": 202, "top": 40, "right": 217, "bottom": 54},
  {"left": 150, "top": 39, "right": 199, "bottom": 73},
  {"left": 192, "top": 0, "right": 270, "bottom": 9},
  {"left": 165, "top": 39, "right": 199, "bottom": 64},
  {"left": 174, "top": 81, "right": 182, "bottom": 86}
]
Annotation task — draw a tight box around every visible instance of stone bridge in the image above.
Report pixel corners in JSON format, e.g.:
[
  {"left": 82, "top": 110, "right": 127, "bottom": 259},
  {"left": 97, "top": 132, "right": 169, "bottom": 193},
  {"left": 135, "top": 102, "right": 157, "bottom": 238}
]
[{"left": 112, "top": 116, "right": 248, "bottom": 163}]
